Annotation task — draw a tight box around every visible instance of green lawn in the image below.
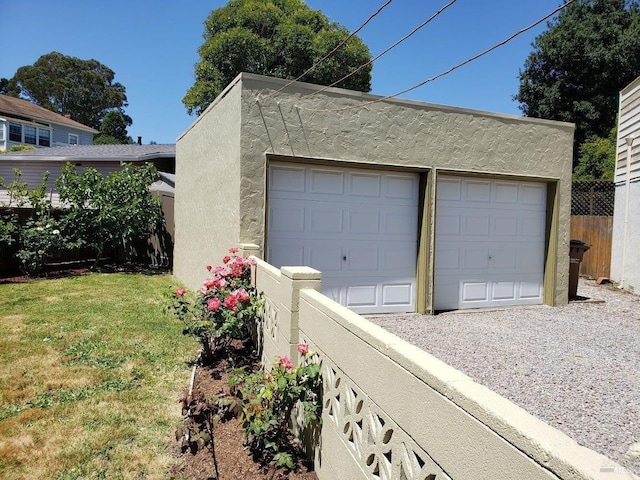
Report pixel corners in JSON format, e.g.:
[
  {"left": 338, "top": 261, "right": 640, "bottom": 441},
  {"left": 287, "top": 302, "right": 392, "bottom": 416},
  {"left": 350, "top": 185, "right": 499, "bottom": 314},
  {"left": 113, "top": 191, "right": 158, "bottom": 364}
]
[{"left": 0, "top": 272, "right": 199, "bottom": 480}]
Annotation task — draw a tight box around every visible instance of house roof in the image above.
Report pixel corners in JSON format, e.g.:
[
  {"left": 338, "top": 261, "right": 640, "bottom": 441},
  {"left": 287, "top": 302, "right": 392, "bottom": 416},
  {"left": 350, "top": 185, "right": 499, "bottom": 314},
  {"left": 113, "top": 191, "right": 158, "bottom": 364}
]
[
  {"left": 0, "top": 144, "right": 175, "bottom": 162},
  {"left": 0, "top": 94, "right": 99, "bottom": 133}
]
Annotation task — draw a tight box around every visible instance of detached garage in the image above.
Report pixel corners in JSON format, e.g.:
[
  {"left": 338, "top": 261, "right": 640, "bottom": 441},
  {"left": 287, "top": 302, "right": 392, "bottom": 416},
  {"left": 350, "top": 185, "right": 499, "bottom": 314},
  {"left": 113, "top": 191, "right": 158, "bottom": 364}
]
[{"left": 175, "top": 73, "right": 574, "bottom": 314}]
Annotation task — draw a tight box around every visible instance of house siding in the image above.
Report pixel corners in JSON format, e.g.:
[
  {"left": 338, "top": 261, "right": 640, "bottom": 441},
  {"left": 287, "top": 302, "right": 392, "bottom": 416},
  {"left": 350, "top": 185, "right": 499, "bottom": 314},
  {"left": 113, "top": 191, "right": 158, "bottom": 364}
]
[
  {"left": 0, "top": 161, "right": 123, "bottom": 192},
  {"left": 176, "top": 73, "right": 574, "bottom": 306},
  {"left": 611, "top": 76, "right": 640, "bottom": 292}
]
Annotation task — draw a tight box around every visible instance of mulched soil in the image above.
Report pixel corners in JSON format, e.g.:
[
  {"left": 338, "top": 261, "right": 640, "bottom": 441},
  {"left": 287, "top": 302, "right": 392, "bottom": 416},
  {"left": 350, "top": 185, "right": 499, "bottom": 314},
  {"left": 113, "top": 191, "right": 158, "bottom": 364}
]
[{"left": 167, "top": 343, "right": 319, "bottom": 480}]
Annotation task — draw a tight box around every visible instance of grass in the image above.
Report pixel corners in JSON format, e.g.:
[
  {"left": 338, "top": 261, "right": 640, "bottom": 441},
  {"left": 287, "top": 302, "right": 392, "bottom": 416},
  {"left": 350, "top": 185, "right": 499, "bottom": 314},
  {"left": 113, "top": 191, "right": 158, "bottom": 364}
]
[{"left": 0, "top": 272, "right": 199, "bottom": 480}]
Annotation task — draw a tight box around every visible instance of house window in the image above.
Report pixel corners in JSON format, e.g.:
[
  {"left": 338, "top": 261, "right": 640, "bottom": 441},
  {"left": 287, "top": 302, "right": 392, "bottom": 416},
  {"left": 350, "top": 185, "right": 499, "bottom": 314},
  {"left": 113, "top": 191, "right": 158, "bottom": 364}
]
[
  {"left": 38, "top": 129, "right": 51, "bottom": 147},
  {"left": 0, "top": 124, "right": 5, "bottom": 142},
  {"left": 9, "top": 123, "right": 21, "bottom": 142},
  {"left": 23, "top": 126, "right": 36, "bottom": 145},
  {"left": 69, "top": 133, "right": 79, "bottom": 145}
]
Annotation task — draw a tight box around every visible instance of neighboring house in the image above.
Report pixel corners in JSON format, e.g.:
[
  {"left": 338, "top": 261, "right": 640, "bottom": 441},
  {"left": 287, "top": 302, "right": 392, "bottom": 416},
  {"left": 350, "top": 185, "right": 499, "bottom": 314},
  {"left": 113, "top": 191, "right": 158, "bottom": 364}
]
[
  {"left": 0, "top": 94, "right": 98, "bottom": 151},
  {"left": 0, "top": 143, "right": 175, "bottom": 198},
  {"left": 175, "top": 73, "right": 574, "bottom": 315},
  {"left": 611, "top": 76, "right": 640, "bottom": 293}
]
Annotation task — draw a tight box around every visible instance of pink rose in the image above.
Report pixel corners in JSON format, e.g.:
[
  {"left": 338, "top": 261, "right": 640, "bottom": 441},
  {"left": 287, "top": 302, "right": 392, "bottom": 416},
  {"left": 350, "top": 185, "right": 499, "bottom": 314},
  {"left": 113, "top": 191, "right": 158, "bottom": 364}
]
[
  {"left": 223, "top": 295, "right": 238, "bottom": 309},
  {"left": 234, "top": 289, "right": 250, "bottom": 302},
  {"left": 206, "top": 298, "right": 221, "bottom": 311},
  {"left": 297, "top": 343, "right": 309, "bottom": 355},
  {"left": 222, "top": 255, "right": 231, "bottom": 264},
  {"left": 229, "top": 247, "right": 239, "bottom": 254},
  {"left": 278, "top": 355, "right": 294, "bottom": 370},
  {"left": 174, "top": 287, "right": 186, "bottom": 297},
  {"left": 234, "top": 256, "right": 245, "bottom": 265}
]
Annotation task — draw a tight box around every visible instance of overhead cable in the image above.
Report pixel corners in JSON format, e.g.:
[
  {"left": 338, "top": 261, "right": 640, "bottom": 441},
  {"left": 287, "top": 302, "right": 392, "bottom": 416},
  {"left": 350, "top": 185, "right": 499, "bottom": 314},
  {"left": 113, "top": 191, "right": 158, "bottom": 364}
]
[
  {"left": 299, "top": 0, "right": 458, "bottom": 99},
  {"left": 300, "top": 0, "right": 576, "bottom": 113},
  {"left": 262, "top": 0, "right": 394, "bottom": 100}
]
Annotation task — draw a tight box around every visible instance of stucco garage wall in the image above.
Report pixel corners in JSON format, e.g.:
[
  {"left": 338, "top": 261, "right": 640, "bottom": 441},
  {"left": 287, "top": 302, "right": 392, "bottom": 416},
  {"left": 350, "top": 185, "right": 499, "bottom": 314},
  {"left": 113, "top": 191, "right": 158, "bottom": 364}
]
[
  {"left": 236, "top": 74, "right": 574, "bottom": 306},
  {"left": 174, "top": 80, "right": 243, "bottom": 289}
]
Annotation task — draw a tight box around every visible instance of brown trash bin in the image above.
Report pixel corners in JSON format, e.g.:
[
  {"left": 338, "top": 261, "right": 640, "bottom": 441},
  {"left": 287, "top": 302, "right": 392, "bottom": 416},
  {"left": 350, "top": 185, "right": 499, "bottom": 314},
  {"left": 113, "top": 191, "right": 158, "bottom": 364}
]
[{"left": 569, "top": 240, "right": 590, "bottom": 298}]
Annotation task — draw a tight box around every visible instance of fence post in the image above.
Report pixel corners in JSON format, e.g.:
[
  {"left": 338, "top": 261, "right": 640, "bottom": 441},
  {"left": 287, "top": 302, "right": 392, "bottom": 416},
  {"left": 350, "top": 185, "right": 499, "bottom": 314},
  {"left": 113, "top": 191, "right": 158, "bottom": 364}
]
[{"left": 278, "top": 266, "right": 322, "bottom": 362}]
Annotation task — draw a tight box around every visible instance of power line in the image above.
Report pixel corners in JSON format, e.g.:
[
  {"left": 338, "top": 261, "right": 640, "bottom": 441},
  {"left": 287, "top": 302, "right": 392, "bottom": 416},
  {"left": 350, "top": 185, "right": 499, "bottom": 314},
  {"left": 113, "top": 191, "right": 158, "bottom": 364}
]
[
  {"left": 299, "top": 0, "right": 458, "bottom": 100},
  {"left": 262, "top": 0, "right": 394, "bottom": 100},
  {"left": 300, "top": 0, "right": 576, "bottom": 113}
]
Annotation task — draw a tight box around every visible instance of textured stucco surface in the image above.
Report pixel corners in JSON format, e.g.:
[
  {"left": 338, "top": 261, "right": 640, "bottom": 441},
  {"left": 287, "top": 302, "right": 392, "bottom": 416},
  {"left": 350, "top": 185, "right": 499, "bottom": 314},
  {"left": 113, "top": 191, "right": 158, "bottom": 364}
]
[
  {"left": 237, "top": 74, "right": 574, "bottom": 306},
  {"left": 174, "top": 81, "right": 243, "bottom": 289},
  {"left": 176, "top": 73, "right": 574, "bottom": 304},
  {"left": 611, "top": 180, "right": 640, "bottom": 292}
]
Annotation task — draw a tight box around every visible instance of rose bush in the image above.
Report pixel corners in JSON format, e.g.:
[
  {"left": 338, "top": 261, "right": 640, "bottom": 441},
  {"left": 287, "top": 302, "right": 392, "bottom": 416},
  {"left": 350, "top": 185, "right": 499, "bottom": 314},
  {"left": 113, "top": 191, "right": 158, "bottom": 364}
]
[
  {"left": 168, "top": 247, "right": 262, "bottom": 364},
  {"left": 229, "top": 344, "right": 322, "bottom": 470}
]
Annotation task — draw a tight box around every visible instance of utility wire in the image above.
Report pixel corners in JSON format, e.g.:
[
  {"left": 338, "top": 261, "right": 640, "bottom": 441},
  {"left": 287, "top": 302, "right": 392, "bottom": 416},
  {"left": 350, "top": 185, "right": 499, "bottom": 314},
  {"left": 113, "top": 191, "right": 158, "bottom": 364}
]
[
  {"left": 301, "top": 0, "right": 576, "bottom": 113},
  {"left": 262, "top": 0, "right": 394, "bottom": 100},
  {"left": 299, "top": 0, "right": 458, "bottom": 100}
]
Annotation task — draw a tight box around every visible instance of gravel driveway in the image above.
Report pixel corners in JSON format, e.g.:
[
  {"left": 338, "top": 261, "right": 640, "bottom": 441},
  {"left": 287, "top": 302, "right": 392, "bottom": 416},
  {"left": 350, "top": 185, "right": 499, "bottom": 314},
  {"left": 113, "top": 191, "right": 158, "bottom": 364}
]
[{"left": 367, "top": 279, "right": 640, "bottom": 476}]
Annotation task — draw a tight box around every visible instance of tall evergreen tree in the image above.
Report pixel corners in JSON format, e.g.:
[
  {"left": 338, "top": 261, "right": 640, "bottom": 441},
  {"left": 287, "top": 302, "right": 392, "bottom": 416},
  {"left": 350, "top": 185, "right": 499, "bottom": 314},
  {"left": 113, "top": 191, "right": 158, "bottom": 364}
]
[{"left": 515, "top": 0, "right": 640, "bottom": 164}]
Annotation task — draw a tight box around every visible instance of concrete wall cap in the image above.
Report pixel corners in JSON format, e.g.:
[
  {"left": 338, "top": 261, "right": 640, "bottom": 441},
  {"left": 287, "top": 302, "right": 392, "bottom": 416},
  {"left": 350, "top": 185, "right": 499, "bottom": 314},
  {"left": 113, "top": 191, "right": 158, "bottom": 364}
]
[{"left": 281, "top": 266, "right": 322, "bottom": 280}]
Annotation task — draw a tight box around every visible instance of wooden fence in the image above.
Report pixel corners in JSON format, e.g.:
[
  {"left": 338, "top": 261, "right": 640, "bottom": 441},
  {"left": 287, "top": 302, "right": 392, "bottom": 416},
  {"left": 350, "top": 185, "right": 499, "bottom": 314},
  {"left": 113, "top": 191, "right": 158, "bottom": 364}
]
[{"left": 570, "top": 215, "right": 613, "bottom": 279}]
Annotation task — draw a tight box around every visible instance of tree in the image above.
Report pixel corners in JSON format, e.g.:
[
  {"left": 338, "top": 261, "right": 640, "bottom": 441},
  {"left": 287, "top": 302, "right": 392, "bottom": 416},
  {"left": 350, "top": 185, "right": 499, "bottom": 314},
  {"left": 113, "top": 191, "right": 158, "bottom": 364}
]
[
  {"left": 183, "top": 0, "right": 372, "bottom": 116},
  {"left": 573, "top": 127, "right": 617, "bottom": 180},
  {"left": 94, "top": 110, "right": 133, "bottom": 144},
  {"left": 7, "top": 52, "right": 129, "bottom": 130},
  {"left": 515, "top": 0, "right": 640, "bottom": 164},
  {"left": 55, "top": 163, "right": 163, "bottom": 266}
]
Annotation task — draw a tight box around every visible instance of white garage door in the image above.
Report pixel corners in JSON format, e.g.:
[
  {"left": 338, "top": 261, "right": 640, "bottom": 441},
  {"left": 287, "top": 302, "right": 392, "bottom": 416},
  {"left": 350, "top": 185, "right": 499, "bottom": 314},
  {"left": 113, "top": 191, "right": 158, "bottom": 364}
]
[
  {"left": 435, "top": 176, "right": 547, "bottom": 310},
  {"left": 267, "top": 162, "right": 419, "bottom": 314}
]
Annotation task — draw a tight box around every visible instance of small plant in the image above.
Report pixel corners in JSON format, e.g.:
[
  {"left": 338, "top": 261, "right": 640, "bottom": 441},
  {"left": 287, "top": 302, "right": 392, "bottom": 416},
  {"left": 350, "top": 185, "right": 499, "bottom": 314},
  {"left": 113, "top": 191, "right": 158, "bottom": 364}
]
[
  {"left": 229, "top": 343, "right": 322, "bottom": 470},
  {"left": 16, "top": 218, "right": 66, "bottom": 276},
  {"left": 168, "top": 247, "right": 262, "bottom": 364}
]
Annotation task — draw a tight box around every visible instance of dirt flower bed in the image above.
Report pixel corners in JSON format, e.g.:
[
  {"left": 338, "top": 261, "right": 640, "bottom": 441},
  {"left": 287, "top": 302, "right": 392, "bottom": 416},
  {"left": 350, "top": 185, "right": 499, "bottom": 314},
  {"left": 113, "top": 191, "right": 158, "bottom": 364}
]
[{"left": 167, "top": 344, "right": 319, "bottom": 480}]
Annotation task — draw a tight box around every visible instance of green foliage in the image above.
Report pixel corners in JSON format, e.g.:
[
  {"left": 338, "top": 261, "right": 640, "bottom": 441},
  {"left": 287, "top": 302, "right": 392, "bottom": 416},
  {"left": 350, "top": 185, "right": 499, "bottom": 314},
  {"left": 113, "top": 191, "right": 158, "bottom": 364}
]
[
  {"left": 93, "top": 134, "right": 125, "bottom": 145},
  {"left": 183, "top": 0, "right": 372, "bottom": 115},
  {"left": 7, "top": 51, "right": 129, "bottom": 130},
  {"left": 515, "top": 0, "right": 640, "bottom": 162},
  {"left": 229, "top": 344, "right": 322, "bottom": 469},
  {"left": 98, "top": 110, "right": 133, "bottom": 143},
  {"left": 168, "top": 248, "right": 263, "bottom": 364},
  {"left": 574, "top": 127, "right": 617, "bottom": 179},
  {"left": 55, "top": 162, "right": 162, "bottom": 265},
  {"left": 0, "top": 169, "right": 74, "bottom": 276},
  {"left": 1, "top": 144, "right": 36, "bottom": 153}
]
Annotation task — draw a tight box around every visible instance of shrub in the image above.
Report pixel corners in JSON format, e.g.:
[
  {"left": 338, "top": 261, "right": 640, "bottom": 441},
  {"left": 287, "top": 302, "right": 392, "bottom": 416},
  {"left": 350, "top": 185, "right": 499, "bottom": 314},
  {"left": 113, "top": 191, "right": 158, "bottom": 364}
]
[
  {"left": 168, "top": 247, "right": 262, "bottom": 364},
  {"left": 229, "top": 344, "right": 322, "bottom": 470}
]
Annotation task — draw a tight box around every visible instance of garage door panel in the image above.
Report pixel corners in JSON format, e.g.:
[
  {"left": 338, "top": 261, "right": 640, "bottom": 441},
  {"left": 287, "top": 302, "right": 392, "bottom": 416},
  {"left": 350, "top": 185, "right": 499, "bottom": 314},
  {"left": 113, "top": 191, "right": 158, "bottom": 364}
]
[
  {"left": 310, "top": 168, "right": 344, "bottom": 195},
  {"left": 382, "top": 283, "right": 413, "bottom": 306},
  {"left": 346, "top": 284, "right": 378, "bottom": 308},
  {"left": 348, "top": 172, "right": 381, "bottom": 197},
  {"left": 270, "top": 165, "right": 306, "bottom": 193},
  {"left": 345, "top": 247, "right": 379, "bottom": 271},
  {"left": 268, "top": 162, "right": 418, "bottom": 314},
  {"left": 310, "top": 209, "right": 344, "bottom": 234},
  {"left": 347, "top": 210, "right": 380, "bottom": 234},
  {"left": 465, "top": 180, "right": 492, "bottom": 202},
  {"left": 268, "top": 204, "right": 305, "bottom": 233},
  {"left": 494, "top": 182, "right": 519, "bottom": 204},
  {"left": 435, "top": 175, "right": 546, "bottom": 310},
  {"left": 309, "top": 246, "right": 343, "bottom": 272},
  {"left": 386, "top": 175, "right": 418, "bottom": 199},
  {"left": 268, "top": 243, "right": 305, "bottom": 268},
  {"left": 462, "top": 281, "right": 489, "bottom": 303}
]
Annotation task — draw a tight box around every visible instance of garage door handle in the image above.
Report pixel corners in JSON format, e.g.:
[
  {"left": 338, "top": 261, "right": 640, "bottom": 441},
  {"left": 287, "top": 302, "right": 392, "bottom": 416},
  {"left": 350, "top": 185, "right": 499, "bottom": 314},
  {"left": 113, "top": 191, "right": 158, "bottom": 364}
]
[{"left": 343, "top": 256, "right": 347, "bottom": 262}]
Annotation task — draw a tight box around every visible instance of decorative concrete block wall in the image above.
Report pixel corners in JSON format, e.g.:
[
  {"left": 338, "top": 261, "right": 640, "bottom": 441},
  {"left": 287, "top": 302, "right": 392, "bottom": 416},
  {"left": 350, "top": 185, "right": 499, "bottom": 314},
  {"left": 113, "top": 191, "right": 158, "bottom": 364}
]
[{"left": 251, "top": 257, "right": 638, "bottom": 480}]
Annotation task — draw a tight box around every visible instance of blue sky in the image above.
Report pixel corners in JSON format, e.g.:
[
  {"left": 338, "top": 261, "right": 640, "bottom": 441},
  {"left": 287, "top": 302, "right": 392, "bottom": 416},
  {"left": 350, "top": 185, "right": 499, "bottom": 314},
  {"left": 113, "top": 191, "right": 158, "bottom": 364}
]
[{"left": 0, "top": 0, "right": 564, "bottom": 144}]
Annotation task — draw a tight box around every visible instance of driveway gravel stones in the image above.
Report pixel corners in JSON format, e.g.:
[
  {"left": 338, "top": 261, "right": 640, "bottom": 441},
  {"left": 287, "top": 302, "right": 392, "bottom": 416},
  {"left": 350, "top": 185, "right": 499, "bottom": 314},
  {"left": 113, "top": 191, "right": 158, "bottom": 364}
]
[{"left": 367, "top": 279, "right": 640, "bottom": 476}]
